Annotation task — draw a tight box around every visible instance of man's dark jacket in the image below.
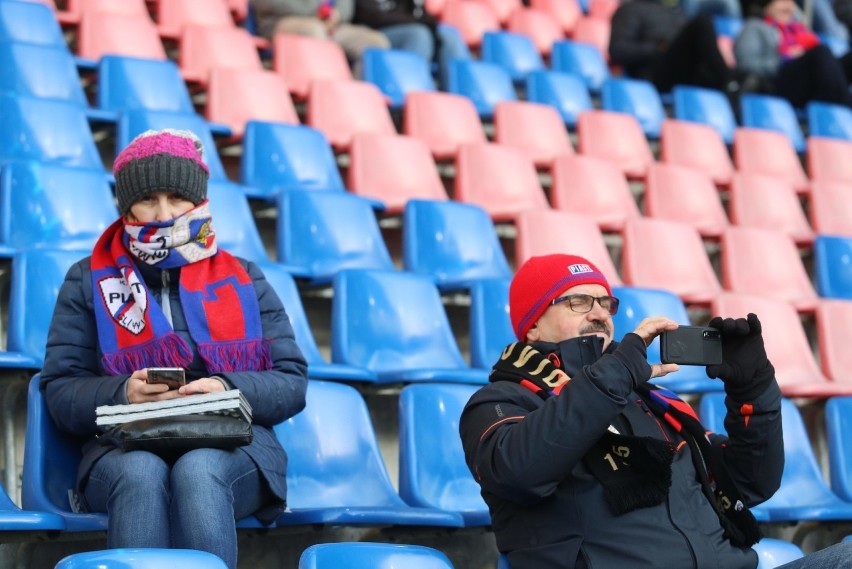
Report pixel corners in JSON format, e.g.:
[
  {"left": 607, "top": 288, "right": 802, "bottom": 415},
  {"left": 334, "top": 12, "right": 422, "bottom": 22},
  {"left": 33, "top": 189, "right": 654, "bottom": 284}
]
[{"left": 459, "top": 334, "right": 783, "bottom": 569}]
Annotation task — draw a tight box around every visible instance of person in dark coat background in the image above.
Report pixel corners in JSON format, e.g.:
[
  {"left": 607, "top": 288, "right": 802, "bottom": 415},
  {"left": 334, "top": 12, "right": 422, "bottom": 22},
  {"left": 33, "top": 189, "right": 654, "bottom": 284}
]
[{"left": 40, "top": 129, "right": 308, "bottom": 569}]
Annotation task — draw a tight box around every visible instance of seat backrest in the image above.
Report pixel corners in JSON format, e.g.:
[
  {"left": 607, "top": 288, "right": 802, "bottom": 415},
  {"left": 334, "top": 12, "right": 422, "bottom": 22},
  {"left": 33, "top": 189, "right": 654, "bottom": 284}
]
[
  {"left": 659, "top": 118, "right": 735, "bottom": 187},
  {"left": 571, "top": 16, "right": 610, "bottom": 61},
  {"left": 454, "top": 142, "right": 550, "bottom": 221},
  {"left": 493, "top": 100, "right": 574, "bottom": 168},
  {"left": 205, "top": 67, "right": 299, "bottom": 138},
  {"left": 361, "top": 48, "right": 436, "bottom": 109},
  {"left": 817, "top": 299, "right": 852, "bottom": 383},
  {"left": 807, "top": 101, "right": 852, "bottom": 141},
  {"left": 272, "top": 380, "right": 405, "bottom": 509},
  {"left": 720, "top": 226, "right": 817, "bottom": 311},
  {"left": 241, "top": 121, "right": 345, "bottom": 199},
  {"left": 807, "top": 136, "right": 852, "bottom": 184},
  {"left": 272, "top": 34, "right": 353, "bottom": 101},
  {"left": 530, "top": 0, "right": 582, "bottom": 35},
  {"left": 55, "top": 548, "right": 229, "bottom": 569},
  {"left": 610, "top": 285, "right": 689, "bottom": 363},
  {"left": 77, "top": 11, "right": 167, "bottom": 61},
  {"left": 524, "top": 69, "right": 593, "bottom": 128},
  {"left": 733, "top": 127, "right": 809, "bottom": 194},
  {"left": 116, "top": 108, "right": 227, "bottom": 180},
  {"left": 550, "top": 39, "right": 610, "bottom": 92},
  {"left": 621, "top": 217, "right": 722, "bottom": 305},
  {"left": 347, "top": 133, "right": 448, "bottom": 214},
  {"left": 550, "top": 154, "right": 640, "bottom": 232},
  {"left": 440, "top": 0, "right": 501, "bottom": 48},
  {"left": 64, "top": 0, "right": 149, "bottom": 21},
  {"left": 299, "top": 542, "right": 455, "bottom": 569},
  {"left": 740, "top": 93, "right": 806, "bottom": 153},
  {"left": 813, "top": 234, "right": 852, "bottom": 300},
  {"left": 398, "top": 383, "right": 490, "bottom": 522},
  {"left": 514, "top": 209, "right": 622, "bottom": 285},
  {"left": 713, "top": 292, "right": 830, "bottom": 393},
  {"left": 481, "top": 31, "right": 545, "bottom": 83},
  {"left": 469, "top": 278, "right": 514, "bottom": 369},
  {"left": 753, "top": 539, "right": 805, "bottom": 569},
  {"left": 809, "top": 179, "right": 852, "bottom": 237},
  {"left": 0, "top": 93, "right": 104, "bottom": 170},
  {"left": 672, "top": 85, "right": 737, "bottom": 145},
  {"left": 157, "top": 0, "right": 235, "bottom": 39},
  {"left": 644, "top": 162, "right": 729, "bottom": 238},
  {"left": 506, "top": 7, "right": 566, "bottom": 56},
  {"left": 0, "top": 0, "right": 66, "bottom": 46},
  {"left": 0, "top": 41, "right": 88, "bottom": 107},
  {"left": 576, "top": 109, "right": 654, "bottom": 179},
  {"left": 600, "top": 77, "right": 666, "bottom": 139},
  {"left": 276, "top": 190, "right": 394, "bottom": 283},
  {"left": 0, "top": 161, "right": 116, "bottom": 253},
  {"left": 402, "top": 199, "right": 512, "bottom": 289},
  {"left": 206, "top": 180, "right": 270, "bottom": 263},
  {"left": 446, "top": 58, "right": 517, "bottom": 118},
  {"left": 480, "top": 0, "right": 523, "bottom": 25},
  {"left": 307, "top": 79, "right": 396, "bottom": 152},
  {"left": 825, "top": 396, "right": 852, "bottom": 502},
  {"left": 727, "top": 172, "right": 813, "bottom": 245},
  {"left": 403, "top": 91, "right": 487, "bottom": 160},
  {"left": 97, "top": 55, "right": 195, "bottom": 114},
  {"left": 178, "top": 24, "right": 262, "bottom": 84},
  {"left": 331, "top": 269, "right": 469, "bottom": 373}
]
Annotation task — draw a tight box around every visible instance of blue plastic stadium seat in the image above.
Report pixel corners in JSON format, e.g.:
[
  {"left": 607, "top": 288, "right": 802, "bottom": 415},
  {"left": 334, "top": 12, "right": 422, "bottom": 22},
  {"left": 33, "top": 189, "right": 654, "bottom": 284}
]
[
  {"left": 260, "top": 264, "right": 376, "bottom": 382},
  {"left": 700, "top": 393, "right": 852, "bottom": 522},
  {"left": 825, "top": 396, "right": 852, "bottom": 502},
  {"left": 206, "top": 180, "right": 271, "bottom": 264},
  {"left": 447, "top": 58, "right": 517, "bottom": 118},
  {"left": 55, "top": 548, "right": 228, "bottom": 569},
  {"left": 807, "top": 101, "right": 852, "bottom": 141},
  {"left": 0, "top": 93, "right": 105, "bottom": 170},
  {"left": 241, "top": 121, "right": 347, "bottom": 201},
  {"left": 274, "top": 380, "right": 464, "bottom": 527},
  {"left": 399, "top": 383, "right": 491, "bottom": 526},
  {"left": 299, "top": 542, "right": 455, "bottom": 569},
  {"left": 525, "top": 69, "right": 593, "bottom": 127},
  {"left": 753, "top": 538, "right": 805, "bottom": 569},
  {"left": 0, "top": 481, "right": 64, "bottom": 532},
  {"left": 97, "top": 55, "right": 195, "bottom": 115},
  {"left": 601, "top": 77, "right": 666, "bottom": 139},
  {"left": 331, "top": 269, "right": 490, "bottom": 384},
  {"left": 0, "top": 41, "right": 115, "bottom": 123},
  {"left": 713, "top": 15, "right": 744, "bottom": 38},
  {"left": 115, "top": 108, "right": 231, "bottom": 181},
  {"left": 611, "top": 286, "right": 724, "bottom": 393},
  {"left": 276, "top": 190, "right": 394, "bottom": 284},
  {"left": 362, "top": 47, "right": 436, "bottom": 109},
  {"left": 403, "top": 199, "right": 512, "bottom": 291},
  {"left": 469, "top": 278, "right": 514, "bottom": 370},
  {"left": 740, "top": 93, "right": 806, "bottom": 153},
  {"left": 814, "top": 235, "right": 852, "bottom": 300},
  {"left": 672, "top": 85, "right": 738, "bottom": 145},
  {"left": 550, "top": 39, "right": 610, "bottom": 92},
  {"left": 0, "top": 1, "right": 67, "bottom": 48},
  {"left": 481, "top": 31, "right": 545, "bottom": 83}
]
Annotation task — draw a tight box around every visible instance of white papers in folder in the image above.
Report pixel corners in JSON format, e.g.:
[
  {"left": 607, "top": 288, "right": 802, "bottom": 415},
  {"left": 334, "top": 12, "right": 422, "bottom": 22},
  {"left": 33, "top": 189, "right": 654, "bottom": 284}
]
[{"left": 95, "top": 389, "right": 252, "bottom": 427}]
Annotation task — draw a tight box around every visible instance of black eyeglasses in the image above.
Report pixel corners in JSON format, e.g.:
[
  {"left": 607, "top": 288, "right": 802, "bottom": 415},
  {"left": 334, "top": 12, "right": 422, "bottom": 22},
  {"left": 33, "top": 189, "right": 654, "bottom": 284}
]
[{"left": 551, "top": 294, "right": 619, "bottom": 315}]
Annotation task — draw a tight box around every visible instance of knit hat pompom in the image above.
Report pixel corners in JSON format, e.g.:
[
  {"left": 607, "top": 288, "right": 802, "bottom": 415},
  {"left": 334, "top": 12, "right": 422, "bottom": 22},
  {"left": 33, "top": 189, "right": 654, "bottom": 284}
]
[
  {"left": 113, "top": 129, "right": 210, "bottom": 214},
  {"left": 510, "top": 254, "right": 612, "bottom": 341}
]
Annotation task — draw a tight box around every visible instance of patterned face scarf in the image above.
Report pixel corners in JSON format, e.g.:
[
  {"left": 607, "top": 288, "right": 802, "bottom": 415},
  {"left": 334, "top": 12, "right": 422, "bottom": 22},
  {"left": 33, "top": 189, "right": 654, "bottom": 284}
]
[{"left": 91, "top": 201, "right": 272, "bottom": 376}]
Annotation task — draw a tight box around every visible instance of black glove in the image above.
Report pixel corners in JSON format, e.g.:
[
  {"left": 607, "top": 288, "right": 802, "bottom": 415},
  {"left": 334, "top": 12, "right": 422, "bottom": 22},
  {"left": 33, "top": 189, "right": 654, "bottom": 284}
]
[{"left": 705, "top": 313, "right": 775, "bottom": 401}]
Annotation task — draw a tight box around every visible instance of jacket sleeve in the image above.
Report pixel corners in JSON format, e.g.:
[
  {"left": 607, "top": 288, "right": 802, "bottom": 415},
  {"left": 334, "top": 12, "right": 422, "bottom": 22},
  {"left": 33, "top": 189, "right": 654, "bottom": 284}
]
[
  {"left": 709, "top": 381, "right": 784, "bottom": 506},
  {"left": 734, "top": 19, "right": 781, "bottom": 78},
  {"left": 215, "top": 261, "right": 308, "bottom": 428},
  {"left": 41, "top": 259, "right": 132, "bottom": 437},
  {"left": 609, "top": 5, "right": 666, "bottom": 67},
  {"left": 459, "top": 334, "right": 651, "bottom": 505}
]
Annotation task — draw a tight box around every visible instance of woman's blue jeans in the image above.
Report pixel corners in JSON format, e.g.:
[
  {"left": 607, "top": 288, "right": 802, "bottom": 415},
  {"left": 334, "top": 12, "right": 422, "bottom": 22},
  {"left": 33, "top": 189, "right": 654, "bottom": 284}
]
[{"left": 84, "top": 447, "right": 270, "bottom": 569}]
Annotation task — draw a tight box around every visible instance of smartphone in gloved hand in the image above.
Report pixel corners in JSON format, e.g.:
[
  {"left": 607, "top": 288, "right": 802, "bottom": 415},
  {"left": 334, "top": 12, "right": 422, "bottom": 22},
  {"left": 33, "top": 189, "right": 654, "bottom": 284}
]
[{"left": 660, "top": 326, "right": 723, "bottom": 366}]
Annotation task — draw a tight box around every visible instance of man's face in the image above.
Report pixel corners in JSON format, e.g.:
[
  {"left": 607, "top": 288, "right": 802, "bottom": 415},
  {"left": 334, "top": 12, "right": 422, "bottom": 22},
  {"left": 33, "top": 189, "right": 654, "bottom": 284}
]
[{"left": 525, "top": 283, "right": 615, "bottom": 350}]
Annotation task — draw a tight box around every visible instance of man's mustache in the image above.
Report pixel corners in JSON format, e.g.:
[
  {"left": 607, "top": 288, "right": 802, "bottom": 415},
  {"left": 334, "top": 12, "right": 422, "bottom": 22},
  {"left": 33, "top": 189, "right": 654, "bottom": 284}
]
[{"left": 580, "top": 321, "right": 612, "bottom": 337}]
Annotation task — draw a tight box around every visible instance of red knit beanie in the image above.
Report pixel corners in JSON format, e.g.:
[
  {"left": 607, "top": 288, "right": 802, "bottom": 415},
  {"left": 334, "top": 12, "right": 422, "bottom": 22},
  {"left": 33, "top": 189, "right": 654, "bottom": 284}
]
[{"left": 510, "top": 254, "right": 612, "bottom": 341}]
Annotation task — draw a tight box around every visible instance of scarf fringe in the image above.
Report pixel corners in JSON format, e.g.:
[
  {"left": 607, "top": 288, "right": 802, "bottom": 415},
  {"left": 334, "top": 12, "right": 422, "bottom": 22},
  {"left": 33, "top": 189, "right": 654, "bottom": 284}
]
[
  {"left": 198, "top": 338, "right": 273, "bottom": 373},
  {"left": 102, "top": 332, "right": 194, "bottom": 376}
]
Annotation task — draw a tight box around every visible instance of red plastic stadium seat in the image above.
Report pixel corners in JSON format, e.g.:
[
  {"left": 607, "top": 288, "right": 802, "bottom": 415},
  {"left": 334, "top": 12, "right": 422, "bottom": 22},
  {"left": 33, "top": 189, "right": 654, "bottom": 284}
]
[
  {"left": 441, "top": 0, "right": 501, "bottom": 48},
  {"left": 77, "top": 11, "right": 167, "bottom": 61},
  {"left": 62, "top": 0, "right": 148, "bottom": 26},
  {"left": 644, "top": 162, "right": 729, "bottom": 238},
  {"left": 809, "top": 179, "right": 852, "bottom": 237},
  {"left": 587, "top": 0, "right": 620, "bottom": 21},
  {"left": 179, "top": 25, "right": 263, "bottom": 85},
  {"left": 403, "top": 91, "right": 487, "bottom": 161},
  {"left": 576, "top": 110, "right": 654, "bottom": 180},
  {"left": 530, "top": 0, "right": 582, "bottom": 35},
  {"left": 571, "top": 17, "right": 611, "bottom": 61},
  {"left": 478, "top": 0, "right": 522, "bottom": 25},
  {"left": 157, "top": 0, "right": 235, "bottom": 40},
  {"left": 272, "top": 34, "right": 353, "bottom": 101},
  {"left": 659, "top": 119, "right": 734, "bottom": 187},
  {"left": 807, "top": 136, "right": 852, "bottom": 184},
  {"left": 816, "top": 299, "right": 852, "bottom": 384},
  {"left": 307, "top": 79, "right": 397, "bottom": 153},
  {"left": 506, "top": 7, "right": 566, "bottom": 56},
  {"left": 727, "top": 172, "right": 814, "bottom": 245},
  {"left": 733, "top": 127, "right": 809, "bottom": 194},
  {"left": 493, "top": 100, "right": 574, "bottom": 169}
]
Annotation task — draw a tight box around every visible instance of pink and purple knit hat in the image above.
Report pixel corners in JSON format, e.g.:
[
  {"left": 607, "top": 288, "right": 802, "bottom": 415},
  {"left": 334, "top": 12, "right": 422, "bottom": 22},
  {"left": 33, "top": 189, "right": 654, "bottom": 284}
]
[{"left": 113, "top": 129, "right": 210, "bottom": 214}]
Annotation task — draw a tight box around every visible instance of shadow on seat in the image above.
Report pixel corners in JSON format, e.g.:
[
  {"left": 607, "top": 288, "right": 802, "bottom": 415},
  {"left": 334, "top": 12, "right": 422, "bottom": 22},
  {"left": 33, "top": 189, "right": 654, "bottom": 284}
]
[{"left": 298, "top": 542, "right": 455, "bottom": 568}]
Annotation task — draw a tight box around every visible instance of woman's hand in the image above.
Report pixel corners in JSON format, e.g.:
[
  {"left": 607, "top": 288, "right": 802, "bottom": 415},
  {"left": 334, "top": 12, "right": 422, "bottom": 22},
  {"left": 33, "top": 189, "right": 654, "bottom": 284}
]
[
  {"left": 178, "top": 377, "right": 227, "bottom": 396},
  {"left": 126, "top": 369, "right": 182, "bottom": 404}
]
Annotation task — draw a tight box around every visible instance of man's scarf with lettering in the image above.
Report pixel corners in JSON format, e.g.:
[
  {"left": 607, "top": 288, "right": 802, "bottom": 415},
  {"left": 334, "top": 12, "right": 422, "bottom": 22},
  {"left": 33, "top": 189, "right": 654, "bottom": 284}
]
[
  {"left": 491, "top": 342, "right": 760, "bottom": 547},
  {"left": 91, "top": 202, "right": 272, "bottom": 376}
]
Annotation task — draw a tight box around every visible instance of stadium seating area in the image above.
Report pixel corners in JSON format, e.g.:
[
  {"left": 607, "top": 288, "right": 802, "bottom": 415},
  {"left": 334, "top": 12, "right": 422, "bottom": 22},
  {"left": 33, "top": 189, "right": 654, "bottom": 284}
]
[{"left": 0, "top": 0, "right": 851, "bottom": 567}]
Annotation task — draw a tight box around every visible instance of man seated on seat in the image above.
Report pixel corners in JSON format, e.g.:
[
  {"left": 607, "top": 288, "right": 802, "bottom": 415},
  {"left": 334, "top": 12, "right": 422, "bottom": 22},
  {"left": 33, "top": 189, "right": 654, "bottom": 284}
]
[{"left": 459, "top": 253, "right": 851, "bottom": 568}]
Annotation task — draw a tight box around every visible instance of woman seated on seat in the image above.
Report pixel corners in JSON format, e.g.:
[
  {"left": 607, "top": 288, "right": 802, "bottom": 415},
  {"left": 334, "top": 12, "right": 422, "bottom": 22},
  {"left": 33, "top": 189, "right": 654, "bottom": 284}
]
[{"left": 39, "top": 129, "right": 308, "bottom": 569}]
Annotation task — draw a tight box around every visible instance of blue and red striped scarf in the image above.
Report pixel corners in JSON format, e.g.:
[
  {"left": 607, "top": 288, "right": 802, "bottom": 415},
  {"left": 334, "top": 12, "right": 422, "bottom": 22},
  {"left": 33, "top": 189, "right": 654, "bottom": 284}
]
[{"left": 91, "top": 201, "right": 272, "bottom": 376}]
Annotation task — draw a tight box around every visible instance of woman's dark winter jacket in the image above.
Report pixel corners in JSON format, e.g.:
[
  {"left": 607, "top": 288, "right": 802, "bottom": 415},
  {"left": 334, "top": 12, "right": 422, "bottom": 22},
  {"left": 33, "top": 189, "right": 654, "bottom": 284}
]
[
  {"left": 459, "top": 334, "right": 783, "bottom": 569},
  {"left": 40, "top": 255, "right": 308, "bottom": 521}
]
